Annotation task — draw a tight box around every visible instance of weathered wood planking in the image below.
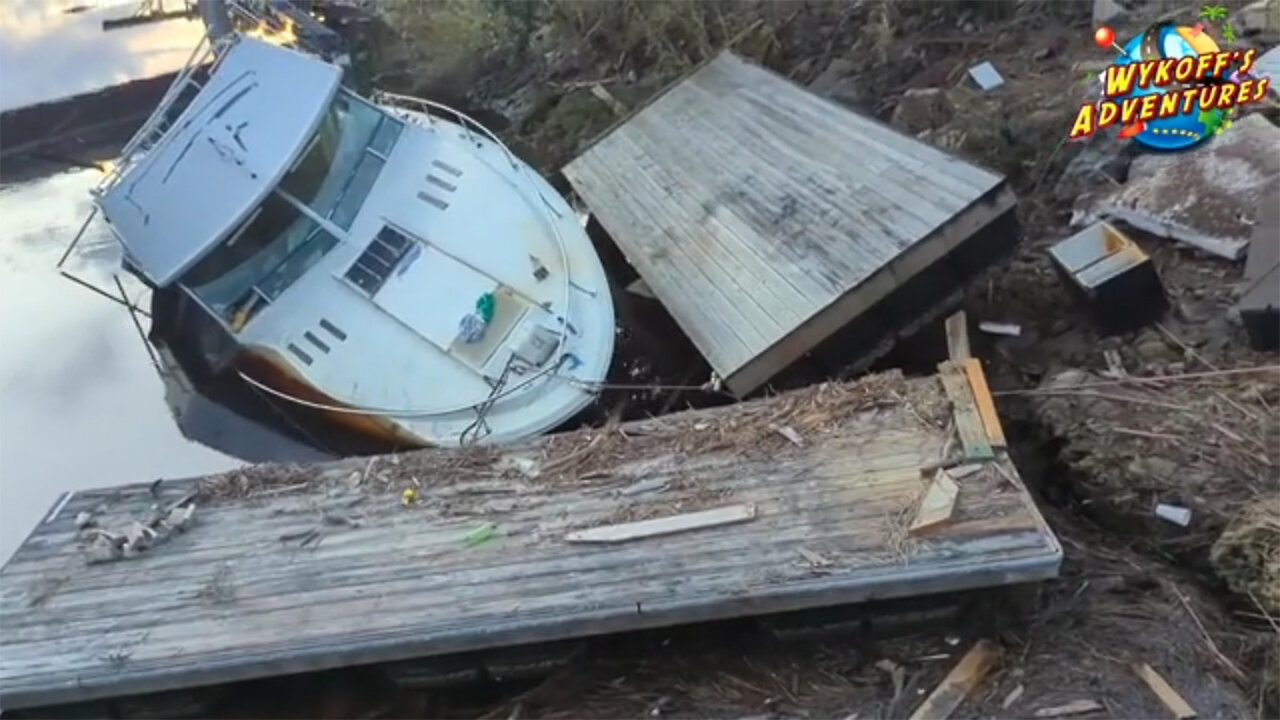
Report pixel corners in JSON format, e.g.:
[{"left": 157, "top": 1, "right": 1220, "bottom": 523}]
[
  {"left": 564, "top": 50, "right": 1017, "bottom": 396},
  {"left": 0, "top": 373, "right": 1060, "bottom": 711}
]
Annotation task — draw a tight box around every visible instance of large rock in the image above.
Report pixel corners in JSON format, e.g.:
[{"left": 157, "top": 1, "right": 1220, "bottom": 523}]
[
  {"left": 1235, "top": 0, "right": 1280, "bottom": 42},
  {"left": 1075, "top": 114, "right": 1280, "bottom": 260},
  {"left": 1093, "top": 0, "right": 1128, "bottom": 24}
]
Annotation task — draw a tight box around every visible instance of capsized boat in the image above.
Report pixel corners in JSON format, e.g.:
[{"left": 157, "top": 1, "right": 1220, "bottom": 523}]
[{"left": 66, "top": 30, "right": 616, "bottom": 450}]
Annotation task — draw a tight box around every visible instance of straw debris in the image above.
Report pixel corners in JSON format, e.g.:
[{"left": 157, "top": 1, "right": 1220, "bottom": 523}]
[{"left": 1211, "top": 495, "right": 1280, "bottom": 616}]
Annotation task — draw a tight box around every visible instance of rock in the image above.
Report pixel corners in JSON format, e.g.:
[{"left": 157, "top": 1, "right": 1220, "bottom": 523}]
[
  {"left": 890, "top": 88, "right": 954, "bottom": 134},
  {"left": 825, "top": 77, "right": 868, "bottom": 109},
  {"left": 1235, "top": 0, "right": 1280, "bottom": 40},
  {"left": 1076, "top": 114, "right": 1280, "bottom": 261},
  {"left": 1093, "top": 0, "right": 1127, "bottom": 24},
  {"left": 1134, "top": 337, "right": 1175, "bottom": 362},
  {"left": 807, "top": 57, "right": 857, "bottom": 95},
  {"left": 1176, "top": 297, "right": 1218, "bottom": 324},
  {"left": 1055, "top": 128, "right": 1133, "bottom": 204}
]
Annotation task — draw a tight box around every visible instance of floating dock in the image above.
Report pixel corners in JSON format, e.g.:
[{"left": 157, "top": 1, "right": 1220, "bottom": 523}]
[
  {"left": 563, "top": 51, "right": 1019, "bottom": 397},
  {"left": 0, "top": 359, "right": 1060, "bottom": 712}
]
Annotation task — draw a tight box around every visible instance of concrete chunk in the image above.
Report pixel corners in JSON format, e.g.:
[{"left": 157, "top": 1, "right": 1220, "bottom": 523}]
[{"left": 1076, "top": 114, "right": 1280, "bottom": 261}]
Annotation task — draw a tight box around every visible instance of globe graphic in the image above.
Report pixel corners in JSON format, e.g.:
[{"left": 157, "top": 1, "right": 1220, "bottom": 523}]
[{"left": 1113, "top": 24, "right": 1220, "bottom": 151}]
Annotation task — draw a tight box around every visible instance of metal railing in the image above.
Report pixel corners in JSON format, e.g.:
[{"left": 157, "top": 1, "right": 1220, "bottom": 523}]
[{"left": 370, "top": 90, "right": 521, "bottom": 171}]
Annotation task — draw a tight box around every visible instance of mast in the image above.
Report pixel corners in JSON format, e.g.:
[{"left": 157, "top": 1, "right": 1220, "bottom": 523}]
[{"left": 197, "top": 0, "right": 234, "bottom": 40}]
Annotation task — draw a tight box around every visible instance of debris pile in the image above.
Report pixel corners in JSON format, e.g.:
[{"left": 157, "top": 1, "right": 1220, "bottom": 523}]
[
  {"left": 77, "top": 492, "right": 198, "bottom": 564},
  {"left": 1073, "top": 114, "right": 1280, "bottom": 261},
  {"left": 1210, "top": 494, "right": 1280, "bottom": 615}
]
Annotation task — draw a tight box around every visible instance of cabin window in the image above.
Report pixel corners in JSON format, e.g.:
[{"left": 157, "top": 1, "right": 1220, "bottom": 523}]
[
  {"left": 280, "top": 91, "right": 403, "bottom": 232},
  {"left": 181, "top": 193, "right": 338, "bottom": 325},
  {"left": 343, "top": 225, "right": 417, "bottom": 296}
]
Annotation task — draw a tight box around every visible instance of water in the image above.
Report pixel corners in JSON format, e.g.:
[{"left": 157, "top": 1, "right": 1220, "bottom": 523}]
[
  {"left": 0, "top": 172, "right": 224, "bottom": 559},
  {"left": 0, "top": 169, "right": 335, "bottom": 563},
  {"left": 0, "top": 3, "right": 340, "bottom": 563}
]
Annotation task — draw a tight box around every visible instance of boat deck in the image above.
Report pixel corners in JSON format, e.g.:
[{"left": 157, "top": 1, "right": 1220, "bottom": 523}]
[
  {"left": 563, "top": 50, "right": 1019, "bottom": 397},
  {"left": 0, "top": 363, "right": 1060, "bottom": 712}
]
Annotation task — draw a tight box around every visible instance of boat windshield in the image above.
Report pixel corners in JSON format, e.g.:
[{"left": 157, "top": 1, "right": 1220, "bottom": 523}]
[
  {"left": 179, "top": 90, "right": 404, "bottom": 329},
  {"left": 281, "top": 90, "right": 403, "bottom": 230}
]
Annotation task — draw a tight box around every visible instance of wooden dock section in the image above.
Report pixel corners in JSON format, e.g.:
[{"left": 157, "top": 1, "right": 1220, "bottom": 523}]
[
  {"left": 0, "top": 366, "right": 1060, "bottom": 712},
  {"left": 563, "top": 51, "right": 1019, "bottom": 397}
]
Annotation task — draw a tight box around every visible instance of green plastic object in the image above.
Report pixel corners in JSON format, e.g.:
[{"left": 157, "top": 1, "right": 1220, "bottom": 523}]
[
  {"left": 464, "top": 522, "right": 497, "bottom": 547},
  {"left": 475, "top": 292, "right": 496, "bottom": 325}
]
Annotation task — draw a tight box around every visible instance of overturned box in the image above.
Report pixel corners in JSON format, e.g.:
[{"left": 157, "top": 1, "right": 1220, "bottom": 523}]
[{"left": 1049, "top": 222, "right": 1167, "bottom": 334}]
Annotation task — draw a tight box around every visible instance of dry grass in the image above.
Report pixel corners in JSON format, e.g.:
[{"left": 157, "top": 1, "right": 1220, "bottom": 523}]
[
  {"left": 193, "top": 370, "right": 951, "bottom": 505},
  {"left": 1212, "top": 495, "right": 1280, "bottom": 616},
  {"left": 1030, "top": 365, "right": 1279, "bottom": 549}
]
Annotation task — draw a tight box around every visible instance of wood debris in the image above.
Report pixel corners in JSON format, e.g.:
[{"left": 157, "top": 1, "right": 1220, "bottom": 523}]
[
  {"left": 565, "top": 504, "right": 757, "bottom": 544},
  {"left": 944, "top": 311, "right": 970, "bottom": 361},
  {"left": 589, "top": 84, "right": 627, "bottom": 116},
  {"left": 938, "top": 362, "right": 994, "bottom": 460},
  {"left": 909, "top": 468, "right": 960, "bottom": 534},
  {"left": 770, "top": 424, "right": 805, "bottom": 447},
  {"left": 908, "top": 638, "right": 1001, "bottom": 720},
  {"left": 797, "top": 547, "right": 832, "bottom": 568},
  {"left": 978, "top": 321, "right": 1021, "bottom": 337},
  {"left": 963, "top": 358, "right": 1006, "bottom": 448},
  {"left": 82, "top": 494, "right": 198, "bottom": 565},
  {"left": 1133, "top": 663, "right": 1196, "bottom": 719},
  {"left": 1033, "top": 699, "right": 1104, "bottom": 717},
  {"left": 1002, "top": 683, "right": 1025, "bottom": 709}
]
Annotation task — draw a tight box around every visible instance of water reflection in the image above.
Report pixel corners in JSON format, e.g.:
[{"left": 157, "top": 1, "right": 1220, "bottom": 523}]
[
  {"left": 0, "top": 169, "right": 329, "bottom": 562},
  {"left": 0, "top": 1, "right": 206, "bottom": 111}
]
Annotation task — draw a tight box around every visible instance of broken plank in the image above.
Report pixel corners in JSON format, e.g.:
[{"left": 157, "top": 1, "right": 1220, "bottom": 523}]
[
  {"left": 1133, "top": 663, "right": 1196, "bottom": 719},
  {"left": 565, "top": 504, "right": 757, "bottom": 544},
  {"left": 625, "top": 278, "right": 657, "bottom": 300},
  {"left": 1033, "top": 700, "right": 1104, "bottom": 717},
  {"left": 907, "top": 638, "right": 1002, "bottom": 720},
  {"left": 589, "top": 84, "right": 627, "bottom": 116},
  {"left": 962, "top": 358, "right": 1006, "bottom": 447},
  {"left": 945, "top": 311, "right": 970, "bottom": 361},
  {"left": 909, "top": 469, "right": 959, "bottom": 534},
  {"left": 937, "top": 362, "right": 994, "bottom": 460}
]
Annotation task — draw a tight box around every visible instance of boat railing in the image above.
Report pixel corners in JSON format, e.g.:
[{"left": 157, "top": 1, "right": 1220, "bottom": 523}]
[
  {"left": 92, "top": 0, "right": 288, "bottom": 198},
  {"left": 370, "top": 91, "right": 521, "bottom": 172},
  {"left": 92, "top": 34, "right": 227, "bottom": 199}
]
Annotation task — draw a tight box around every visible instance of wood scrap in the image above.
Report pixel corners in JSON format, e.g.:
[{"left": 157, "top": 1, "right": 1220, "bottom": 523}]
[
  {"left": 945, "top": 311, "right": 970, "bottom": 361},
  {"left": 1033, "top": 699, "right": 1104, "bottom": 717},
  {"left": 909, "top": 468, "right": 960, "bottom": 534},
  {"left": 938, "top": 362, "right": 994, "bottom": 460},
  {"left": 797, "top": 547, "right": 832, "bottom": 568},
  {"left": 1132, "top": 663, "right": 1196, "bottom": 719},
  {"left": 962, "top": 358, "right": 1007, "bottom": 447},
  {"left": 589, "top": 84, "right": 627, "bottom": 116},
  {"left": 625, "top": 278, "right": 657, "bottom": 300},
  {"left": 565, "top": 504, "right": 757, "bottom": 544},
  {"left": 907, "top": 638, "right": 1001, "bottom": 720},
  {"left": 1002, "top": 683, "right": 1025, "bottom": 709}
]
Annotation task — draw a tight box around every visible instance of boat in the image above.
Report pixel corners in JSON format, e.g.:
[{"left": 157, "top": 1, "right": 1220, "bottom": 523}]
[{"left": 61, "top": 16, "right": 617, "bottom": 451}]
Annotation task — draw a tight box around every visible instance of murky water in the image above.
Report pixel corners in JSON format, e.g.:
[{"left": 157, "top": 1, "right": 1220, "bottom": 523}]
[
  {"left": 0, "top": 3, "right": 342, "bottom": 562},
  {"left": 0, "top": 170, "right": 333, "bottom": 562}
]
